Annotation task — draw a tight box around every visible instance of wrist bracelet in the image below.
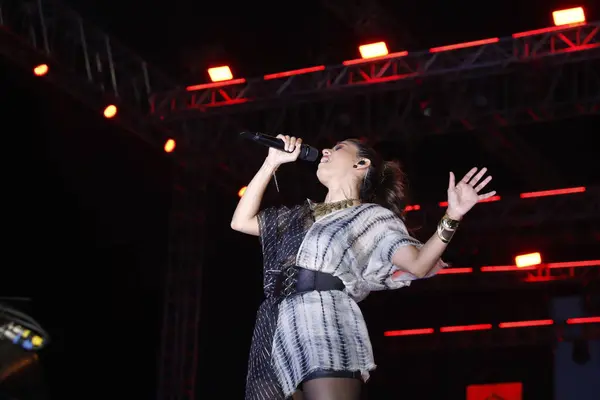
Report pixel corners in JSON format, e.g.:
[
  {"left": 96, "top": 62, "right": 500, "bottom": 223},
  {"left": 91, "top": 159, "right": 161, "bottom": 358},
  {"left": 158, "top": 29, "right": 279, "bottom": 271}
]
[{"left": 437, "top": 214, "right": 460, "bottom": 243}]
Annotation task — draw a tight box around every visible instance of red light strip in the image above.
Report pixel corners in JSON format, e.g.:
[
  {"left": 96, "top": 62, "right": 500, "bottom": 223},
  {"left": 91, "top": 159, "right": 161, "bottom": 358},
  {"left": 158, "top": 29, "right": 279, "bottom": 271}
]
[
  {"left": 185, "top": 23, "right": 594, "bottom": 89},
  {"left": 385, "top": 317, "right": 599, "bottom": 337},
  {"left": 480, "top": 260, "right": 600, "bottom": 272},
  {"left": 439, "top": 195, "right": 501, "bottom": 207},
  {"left": 342, "top": 51, "right": 409, "bottom": 66},
  {"left": 404, "top": 186, "right": 586, "bottom": 212},
  {"left": 499, "top": 319, "right": 553, "bottom": 328},
  {"left": 512, "top": 22, "right": 586, "bottom": 38},
  {"left": 384, "top": 328, "right": 434, "bottom": 337},
  {"left": 264, "top": 65, "right": 325, "bottom": 80},
  {"left": 186, "top": 78, "right": 246, "bottom": 91},
  {"left": 429, "top": 38, "right": 499, "bottom": 53},
  {"left": 437, "top": 267, "right": 473, "bottom": 275},
  {"left": 440, "top": 323, "right": 492, "bottom": 332},
  {"left": 567, "top": 317, "right": 600, "bottom": 324},
  {"left": 520, "top": 186, "right": 586, "bottom": 198}
]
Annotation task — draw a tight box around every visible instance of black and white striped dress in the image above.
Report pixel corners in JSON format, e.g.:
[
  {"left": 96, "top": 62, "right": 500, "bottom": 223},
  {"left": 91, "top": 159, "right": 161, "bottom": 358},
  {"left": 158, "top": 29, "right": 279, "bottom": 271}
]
[{"left": 245, "top": 201, "right": 446, "bottom": 399}]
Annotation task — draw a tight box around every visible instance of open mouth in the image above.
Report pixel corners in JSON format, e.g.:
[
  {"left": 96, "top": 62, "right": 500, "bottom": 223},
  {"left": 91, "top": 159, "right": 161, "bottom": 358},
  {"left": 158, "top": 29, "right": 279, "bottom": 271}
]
[{"left": 320, "top": 157, "right": 329, "bottom": 164}]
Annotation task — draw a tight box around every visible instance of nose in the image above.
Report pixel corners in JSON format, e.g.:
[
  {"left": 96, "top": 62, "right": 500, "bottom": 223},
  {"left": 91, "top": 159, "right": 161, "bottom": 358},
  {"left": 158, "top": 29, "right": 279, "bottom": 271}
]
[{"left": 322, "top": 149, "right": 331, "bottom": 156}]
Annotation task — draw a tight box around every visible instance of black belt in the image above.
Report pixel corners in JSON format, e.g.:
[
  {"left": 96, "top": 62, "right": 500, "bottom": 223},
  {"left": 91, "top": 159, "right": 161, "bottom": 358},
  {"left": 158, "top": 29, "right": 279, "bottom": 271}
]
[
  {"left": 273, "top": 267, "right": 344, "bottom": 298},
  {"left": 295, "top": 267, "right": 344, "bottom": 293}
]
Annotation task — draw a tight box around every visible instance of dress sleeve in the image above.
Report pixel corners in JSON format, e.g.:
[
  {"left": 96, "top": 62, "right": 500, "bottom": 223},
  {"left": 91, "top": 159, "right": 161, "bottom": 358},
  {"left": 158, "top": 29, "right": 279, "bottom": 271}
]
[
  {"left": 257, "top": 206, "right": 291, "bottom": 265},
  {"left": 361, "top": 207, "right": 447, "bottom": 291}
]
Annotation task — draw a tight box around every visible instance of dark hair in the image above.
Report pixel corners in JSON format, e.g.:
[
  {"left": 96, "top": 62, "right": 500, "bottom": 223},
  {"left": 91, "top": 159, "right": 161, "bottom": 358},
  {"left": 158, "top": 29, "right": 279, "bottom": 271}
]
[{"left": 347, "top": 139, "right": 408, "bottom": 220}]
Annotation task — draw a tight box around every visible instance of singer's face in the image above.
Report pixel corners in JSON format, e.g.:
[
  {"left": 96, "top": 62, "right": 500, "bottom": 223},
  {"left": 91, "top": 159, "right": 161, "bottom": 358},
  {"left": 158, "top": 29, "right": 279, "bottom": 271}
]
[{"left": 316, "top": 140, "right": 359, "bottom": 184}]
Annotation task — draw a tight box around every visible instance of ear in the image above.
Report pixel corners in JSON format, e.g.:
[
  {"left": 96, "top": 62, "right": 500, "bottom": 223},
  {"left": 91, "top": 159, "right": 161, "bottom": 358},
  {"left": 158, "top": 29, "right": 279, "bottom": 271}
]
[{"left": 355, "top": 158, "right": 371, "bottom": 170}]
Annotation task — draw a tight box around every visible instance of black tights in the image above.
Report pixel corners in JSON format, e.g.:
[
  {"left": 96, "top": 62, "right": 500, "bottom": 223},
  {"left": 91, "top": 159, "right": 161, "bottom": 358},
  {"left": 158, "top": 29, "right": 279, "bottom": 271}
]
[{"left": 293, "top": 377, "right": 361, "bottom": 400}]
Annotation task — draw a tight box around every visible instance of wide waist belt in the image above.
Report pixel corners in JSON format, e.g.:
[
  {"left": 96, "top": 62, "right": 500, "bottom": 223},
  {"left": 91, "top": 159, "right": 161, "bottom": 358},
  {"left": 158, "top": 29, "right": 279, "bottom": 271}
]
[
  {"left": 273, "top": 267, "right": 344, "bottom": 298},
  {"left": 295, "top": 267, "right": 344, "bottom": 293}
]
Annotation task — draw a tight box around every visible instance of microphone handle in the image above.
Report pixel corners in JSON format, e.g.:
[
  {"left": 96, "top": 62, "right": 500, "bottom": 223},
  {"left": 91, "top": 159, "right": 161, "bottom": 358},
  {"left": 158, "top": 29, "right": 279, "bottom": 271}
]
[{"left": 239, "top": 132, "right": 319, "bottom": 162}]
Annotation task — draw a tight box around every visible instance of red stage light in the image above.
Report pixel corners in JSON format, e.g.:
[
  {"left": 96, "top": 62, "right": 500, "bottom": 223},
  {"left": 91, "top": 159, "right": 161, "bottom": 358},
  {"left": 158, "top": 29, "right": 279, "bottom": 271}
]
[
  {"left": 553, "top": 7, "right": 586, "bottom": 26},
  {"left": 164, "top": 139, "right": 176, "bottom": 153},
  {"left": 33, "top": 64, "right": 48, "bottom": 76},
  {"left": 208, "top": 66, "right": 233, "bottom": 82},
  {"left": 103, "top": 105, "right": 117, "bottom": 118},
  {"left": 358, "top": 42, "right": 389, "bottom": 59},
  {"left": 515, "top": 252, "right": 542, "bottom": 268}
]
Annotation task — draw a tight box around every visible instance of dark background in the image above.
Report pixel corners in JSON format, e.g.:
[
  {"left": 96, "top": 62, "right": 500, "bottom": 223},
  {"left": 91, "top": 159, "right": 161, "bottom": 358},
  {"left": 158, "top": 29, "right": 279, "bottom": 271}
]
[{"left": 0, "top": 0, "right": 598, "bottom": 398}]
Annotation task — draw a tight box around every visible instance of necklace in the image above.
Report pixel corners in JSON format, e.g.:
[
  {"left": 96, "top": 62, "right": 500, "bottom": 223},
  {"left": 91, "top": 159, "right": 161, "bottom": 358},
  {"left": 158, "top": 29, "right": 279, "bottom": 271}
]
[{"left": 312, "top": 198, "right": 360, "bottom": 219}]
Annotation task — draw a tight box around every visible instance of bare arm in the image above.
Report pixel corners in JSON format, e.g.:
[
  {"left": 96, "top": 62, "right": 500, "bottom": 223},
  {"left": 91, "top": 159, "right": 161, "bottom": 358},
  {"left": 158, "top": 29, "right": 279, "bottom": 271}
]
[
  {"left": 230, "top": 160, "right": 279, "bottom": 236},
  {"left": 230, "top": 135, "right": 303, "bottom": 236},
  {"left": 392, "top": 168, "right": 496, "bottom": 278},
  {"left": 391, "top": 222, "right": 453, "bottom": 278}
]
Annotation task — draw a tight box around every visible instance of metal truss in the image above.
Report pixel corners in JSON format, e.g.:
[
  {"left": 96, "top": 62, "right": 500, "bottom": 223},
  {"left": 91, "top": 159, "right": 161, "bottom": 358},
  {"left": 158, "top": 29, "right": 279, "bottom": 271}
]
[
  {"left": 154, "top": 23, "right": 600, "bottom": 192},
  {"left": 151, "top": 21, "right": 600, "bottom": 124},
  {"left": 158, "top": 160, "right": 205, "bottom": 400},
  {"left": 0, "top": 0, "right": 175, "bottom": 146}
]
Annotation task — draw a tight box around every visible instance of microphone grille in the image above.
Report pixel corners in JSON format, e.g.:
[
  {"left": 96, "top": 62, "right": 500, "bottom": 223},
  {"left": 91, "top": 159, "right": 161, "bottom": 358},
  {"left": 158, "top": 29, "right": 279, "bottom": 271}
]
[{"left": 302, "top": 146, "right": 319, "bottom": 162}]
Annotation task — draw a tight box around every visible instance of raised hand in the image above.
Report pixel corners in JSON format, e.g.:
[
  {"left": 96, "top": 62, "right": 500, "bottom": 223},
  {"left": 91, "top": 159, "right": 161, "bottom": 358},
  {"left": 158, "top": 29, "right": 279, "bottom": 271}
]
[
  {"left": 446, "top": 167, "right": 496, "bottom": 220},
  {"left": 265, "top": 134, "right": 303, "bottom": 167}
]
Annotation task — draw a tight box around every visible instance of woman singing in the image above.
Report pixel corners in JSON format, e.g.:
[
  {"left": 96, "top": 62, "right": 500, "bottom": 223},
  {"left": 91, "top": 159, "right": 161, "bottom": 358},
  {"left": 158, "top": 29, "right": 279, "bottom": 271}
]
[{"left": 231, "top": 135, "right": 495, "bottom": 400}]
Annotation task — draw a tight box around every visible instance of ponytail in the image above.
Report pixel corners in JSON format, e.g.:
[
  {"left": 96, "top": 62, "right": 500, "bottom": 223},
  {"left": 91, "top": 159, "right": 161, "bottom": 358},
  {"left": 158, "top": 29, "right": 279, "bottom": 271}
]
[
  {"left": 349, "top": 139, "right": 408, "bottom": 220},
  {"left": 372, "top": 160, "right": 407, "bottom": 220}
]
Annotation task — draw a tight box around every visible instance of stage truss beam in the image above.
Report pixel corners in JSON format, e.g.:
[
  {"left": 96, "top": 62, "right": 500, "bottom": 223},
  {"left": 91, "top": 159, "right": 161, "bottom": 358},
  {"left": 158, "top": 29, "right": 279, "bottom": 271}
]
[
  {"left": 156, "top": 33, "right": 600, "bottom": 193},
  {"left": 0, "top": 0, "right": 175, "bottom": 146},
  {"left": 151, "top": 22, "right": 600, "bottom": 119}
]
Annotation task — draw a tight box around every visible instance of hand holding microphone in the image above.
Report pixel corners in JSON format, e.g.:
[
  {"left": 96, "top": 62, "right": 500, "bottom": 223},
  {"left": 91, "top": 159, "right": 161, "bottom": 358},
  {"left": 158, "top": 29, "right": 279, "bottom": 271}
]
[
  {"left": 239, "top": 132, "right": 320, "bottom": 164},
  {"left": 267, "top": 135, "right": 303, "bottom": 167}
]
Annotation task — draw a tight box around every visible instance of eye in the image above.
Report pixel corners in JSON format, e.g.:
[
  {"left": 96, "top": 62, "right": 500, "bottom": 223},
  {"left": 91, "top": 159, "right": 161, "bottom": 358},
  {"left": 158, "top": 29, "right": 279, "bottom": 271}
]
[{"left": 333, "top": 145, "right": 343, "bottom": 151}]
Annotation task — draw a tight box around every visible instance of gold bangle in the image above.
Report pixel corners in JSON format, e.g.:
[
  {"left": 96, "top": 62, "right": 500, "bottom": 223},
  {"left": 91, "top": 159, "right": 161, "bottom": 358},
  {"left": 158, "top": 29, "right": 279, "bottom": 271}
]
[
  {"left": 441, "top": 213, "right": 460, "bottom": 230},
  {"left": 437, "top": 215, "right": 459, "bottom": 244}
]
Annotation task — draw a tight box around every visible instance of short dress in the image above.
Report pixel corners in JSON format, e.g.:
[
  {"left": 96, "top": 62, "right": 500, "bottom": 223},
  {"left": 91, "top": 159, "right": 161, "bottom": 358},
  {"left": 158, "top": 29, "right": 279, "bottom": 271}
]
[{"left": 245, "top": 201, "right": 446, "bottom": 399}]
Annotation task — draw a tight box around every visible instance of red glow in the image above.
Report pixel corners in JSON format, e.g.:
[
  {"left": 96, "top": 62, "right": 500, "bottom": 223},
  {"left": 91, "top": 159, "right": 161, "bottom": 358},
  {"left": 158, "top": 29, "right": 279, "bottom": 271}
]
[
  {"left": 186, "top": 78, "right": 246, "bottom": 91},
  {"left": 467, "top": 382, "right": 522, "bottom": 400},
  {"left": 103, "top": 105, "right": 117, "bottom": 118},
  {"left": 480, "top": 260, "right": 600, "bottom": 272},
  {"left": 553, "top": 7, "right": 586, "bottom": 26},
  {"left": 439, "top": 195, "right": 500, "bottom": 207},
  {"left": 358, "top": 42, "right": 389, "bottom": 59},
  {"left": 520, "top": 186, "right": 585, "bottom": 198},
  {"left": 164, "top": 139, "right": 176, "bottom": 153},
  {"left": 384, "top": 328, "right": 434, "bottom": 337},
  {"left": 385, "top": 317, "right": 599, "bottom": 337},
  {"left": 437, "top": 267, "right": 473, "bottom": 274},
  {"left": 343, "top": 51, "right": 408, "bottom": 66},
  {"left": 404, "top": 204, "right": 421, "bottom": 212},
  {"left": 567, "top": 317, "right": 600, "bottom": 324},
  {"left": 498, "top": 319, "right": 553, "bottom": 328},
  {"left": 440, "top": 323, "right": 492, "bottom": 333},
  {"left": 208, "top": 66, "right": 233, "bottom": 82},
  {"left": 264, "top": 66, "right": 325, "bottom": 80},
  {"left": 33, "top": 64, "right": 48, "bottom": 76},
  {"left": 429, "top": 38, "right": 499, "bottom": 53},
  {"left": 515, "top": 252, "right": 542, "bottom": 268}
]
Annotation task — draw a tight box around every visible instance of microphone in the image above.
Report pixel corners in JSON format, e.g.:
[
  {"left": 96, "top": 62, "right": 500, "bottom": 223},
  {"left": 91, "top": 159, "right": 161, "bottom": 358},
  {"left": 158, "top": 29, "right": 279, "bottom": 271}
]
[{"left": 240, "top": 132, "right": 319, "bottom": 162}]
